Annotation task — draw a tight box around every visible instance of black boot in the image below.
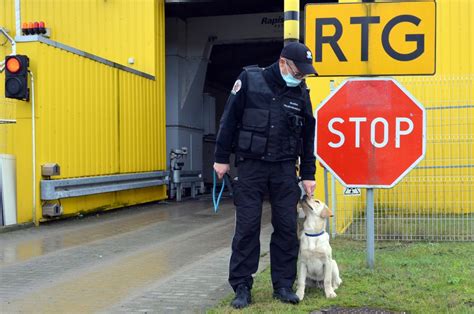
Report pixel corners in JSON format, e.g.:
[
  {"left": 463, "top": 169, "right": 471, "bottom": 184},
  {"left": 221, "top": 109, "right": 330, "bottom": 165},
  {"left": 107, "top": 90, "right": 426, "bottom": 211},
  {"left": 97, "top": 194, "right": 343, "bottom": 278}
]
[
  {"left": 231, "top": 284, "right": 251, "bottom": 309},
  {"left": 273, "top": 287, "right": 300, "bottom": 304}
]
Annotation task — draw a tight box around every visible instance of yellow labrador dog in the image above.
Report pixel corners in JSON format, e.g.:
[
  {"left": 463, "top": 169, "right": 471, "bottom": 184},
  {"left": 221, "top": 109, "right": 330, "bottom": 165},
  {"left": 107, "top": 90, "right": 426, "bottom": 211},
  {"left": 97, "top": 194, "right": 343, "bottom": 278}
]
[{"left": 296, "top": 196, "right": 342, "bottom": 300}]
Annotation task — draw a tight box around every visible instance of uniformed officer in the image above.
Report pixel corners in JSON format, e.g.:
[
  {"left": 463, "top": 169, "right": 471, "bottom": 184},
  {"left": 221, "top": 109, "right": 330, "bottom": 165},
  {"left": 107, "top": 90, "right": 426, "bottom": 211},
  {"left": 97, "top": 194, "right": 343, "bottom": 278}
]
[{"left": 214, "top": 42, "right": 317, "bottom": 309}]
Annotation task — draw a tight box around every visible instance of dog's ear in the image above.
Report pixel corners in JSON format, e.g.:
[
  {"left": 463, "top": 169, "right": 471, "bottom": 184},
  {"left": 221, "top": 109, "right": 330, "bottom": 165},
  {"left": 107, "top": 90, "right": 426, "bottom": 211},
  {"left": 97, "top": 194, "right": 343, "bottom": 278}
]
[
  {"left": 297, "top": 202, "right": 306, "bottom": 218},
  {"left": 321, "top": 206, "right": 333, "bottom": 218}
]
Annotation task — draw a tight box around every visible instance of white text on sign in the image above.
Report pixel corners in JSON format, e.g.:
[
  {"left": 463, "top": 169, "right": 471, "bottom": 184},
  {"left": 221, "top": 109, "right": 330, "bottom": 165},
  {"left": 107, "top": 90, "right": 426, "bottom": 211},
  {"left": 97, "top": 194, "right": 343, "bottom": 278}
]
[
  {"left": 316, "top": 15, "right": 424, "bottom": 63},
  {"left": 328, "top": 117, "right": 414, "bottom": 149}
]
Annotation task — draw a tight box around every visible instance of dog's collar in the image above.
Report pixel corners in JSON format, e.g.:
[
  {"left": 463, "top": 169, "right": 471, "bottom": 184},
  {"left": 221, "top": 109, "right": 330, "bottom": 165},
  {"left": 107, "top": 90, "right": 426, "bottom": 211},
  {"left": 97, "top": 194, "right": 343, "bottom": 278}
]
[{"left": 304, "top": 230, "right": 325, "bottom": 237}]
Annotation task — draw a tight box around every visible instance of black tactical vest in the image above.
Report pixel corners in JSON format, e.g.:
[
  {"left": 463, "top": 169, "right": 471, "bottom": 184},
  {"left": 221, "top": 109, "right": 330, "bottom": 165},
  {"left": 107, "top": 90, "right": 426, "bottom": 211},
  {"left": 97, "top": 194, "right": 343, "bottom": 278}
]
[{"left": 236, "top": 66, "right": 308, "bottom": 162}]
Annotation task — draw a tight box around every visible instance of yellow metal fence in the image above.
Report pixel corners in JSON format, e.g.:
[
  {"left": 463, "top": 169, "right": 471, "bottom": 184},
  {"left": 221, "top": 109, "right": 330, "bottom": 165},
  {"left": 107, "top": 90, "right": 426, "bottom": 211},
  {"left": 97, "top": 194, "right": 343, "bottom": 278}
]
[{"left": 327, "top": 76, "right": 473, "bottom": 241}]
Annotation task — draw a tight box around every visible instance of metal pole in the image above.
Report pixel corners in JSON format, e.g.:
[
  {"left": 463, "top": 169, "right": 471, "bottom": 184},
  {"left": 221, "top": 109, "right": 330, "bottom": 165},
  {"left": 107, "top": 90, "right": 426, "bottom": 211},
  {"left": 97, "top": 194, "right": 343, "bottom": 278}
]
[
  {"left": 367, "top": 188, "right": 375, "bottom": 269},
  {"left": 328, "top": 80, "right": 336, "bottom": 237},
  {"left": 0, "top": 27, "right": 17, "bottom": 56},
  {"left": 331, "top": 174, "right": 336, "bottom": 238},
  {"left": 324, "top": 168, "right": 329, "bottom": 206},
  {"left": 176, "top": 183, "right": 182, "bottom": 202},
  {"left": 15, "top": 0, "right": 21, "bottom": 37},
  {"left": 29, "top": 70, "right": 37, "bottom": 226}
]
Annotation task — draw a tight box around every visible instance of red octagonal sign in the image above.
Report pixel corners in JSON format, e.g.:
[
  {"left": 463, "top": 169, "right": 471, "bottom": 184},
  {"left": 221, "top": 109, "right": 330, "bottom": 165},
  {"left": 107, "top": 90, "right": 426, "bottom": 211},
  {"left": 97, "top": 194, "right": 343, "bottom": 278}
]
[{"left": 316, "top": 78, "right": 426, "bottom": 188}]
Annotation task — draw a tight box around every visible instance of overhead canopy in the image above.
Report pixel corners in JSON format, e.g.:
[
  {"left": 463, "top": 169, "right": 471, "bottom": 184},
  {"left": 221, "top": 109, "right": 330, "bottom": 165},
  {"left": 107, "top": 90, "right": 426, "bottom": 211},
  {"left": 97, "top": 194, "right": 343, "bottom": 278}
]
[{"left": 165, "top": 0, "right": 337, "bottom": 19}]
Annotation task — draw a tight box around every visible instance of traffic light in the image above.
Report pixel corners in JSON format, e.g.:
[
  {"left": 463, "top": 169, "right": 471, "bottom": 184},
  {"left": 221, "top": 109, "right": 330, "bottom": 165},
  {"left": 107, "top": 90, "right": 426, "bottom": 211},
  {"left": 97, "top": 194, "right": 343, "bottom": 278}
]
[{"left": 5, "top": 55, "right": 29, "bottom": 101}]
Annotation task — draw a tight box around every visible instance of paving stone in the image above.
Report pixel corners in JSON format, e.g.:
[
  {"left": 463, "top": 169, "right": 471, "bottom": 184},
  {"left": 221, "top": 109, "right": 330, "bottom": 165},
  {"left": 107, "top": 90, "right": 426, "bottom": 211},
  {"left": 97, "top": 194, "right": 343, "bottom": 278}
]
[{"left": 0, "top": 199, "right": 274, "bottom": 313}]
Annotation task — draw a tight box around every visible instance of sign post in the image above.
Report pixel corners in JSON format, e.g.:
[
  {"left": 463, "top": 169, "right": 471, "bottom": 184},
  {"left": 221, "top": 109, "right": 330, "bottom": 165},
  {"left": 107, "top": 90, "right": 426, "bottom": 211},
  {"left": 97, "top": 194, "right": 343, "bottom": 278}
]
[
  {"left": 315, "top": 78, "right": 426, "bottom": 268},
  {"left": 367, "top": 188, "right": 374, "bottom": 268},
  {"left": 306, "top": 1, "right": 434, "bottom": 268}
]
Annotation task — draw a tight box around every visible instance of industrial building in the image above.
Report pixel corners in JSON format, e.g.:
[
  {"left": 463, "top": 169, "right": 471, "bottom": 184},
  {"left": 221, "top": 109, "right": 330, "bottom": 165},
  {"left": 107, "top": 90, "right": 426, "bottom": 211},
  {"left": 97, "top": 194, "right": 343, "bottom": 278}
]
[{"left": 0, "top": 0, "right": 472, "bottom": 241}]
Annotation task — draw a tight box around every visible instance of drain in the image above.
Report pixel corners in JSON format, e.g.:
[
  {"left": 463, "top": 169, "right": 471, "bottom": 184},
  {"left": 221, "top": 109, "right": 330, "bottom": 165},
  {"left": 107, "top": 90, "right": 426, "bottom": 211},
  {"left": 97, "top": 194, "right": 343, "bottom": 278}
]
[{"left": 311, "top": 307, "right": 406, "bottom": 314}]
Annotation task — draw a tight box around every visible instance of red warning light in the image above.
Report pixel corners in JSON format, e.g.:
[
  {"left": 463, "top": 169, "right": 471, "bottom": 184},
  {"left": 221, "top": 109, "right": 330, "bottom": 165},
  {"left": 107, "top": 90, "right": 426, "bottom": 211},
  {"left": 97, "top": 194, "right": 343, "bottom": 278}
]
[
  {"left": 39, "top": 21, "right": 46, "bottom": 34},
  {"left": 6, "top": 57, "right": 21, "bottom": 73},
  {"left": 28, "top": 22, "right": 34, "bottom": 34},
  {"left": 22, "top": 22, "right": 28, "bottom": 35}
]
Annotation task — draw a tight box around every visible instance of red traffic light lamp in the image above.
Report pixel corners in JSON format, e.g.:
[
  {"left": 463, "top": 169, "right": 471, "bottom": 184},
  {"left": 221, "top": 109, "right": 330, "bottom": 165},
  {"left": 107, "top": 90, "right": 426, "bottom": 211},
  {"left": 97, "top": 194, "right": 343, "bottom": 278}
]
[{"left": 5, "top": 55, "right": 30, "bottom": 101}]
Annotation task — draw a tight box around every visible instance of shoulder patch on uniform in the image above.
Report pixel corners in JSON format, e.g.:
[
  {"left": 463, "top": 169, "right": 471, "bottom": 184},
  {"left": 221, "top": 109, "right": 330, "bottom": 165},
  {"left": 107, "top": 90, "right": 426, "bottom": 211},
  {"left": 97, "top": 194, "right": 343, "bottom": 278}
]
[{"left": 231, "top": 79, "right": 242, "bottom": 95}]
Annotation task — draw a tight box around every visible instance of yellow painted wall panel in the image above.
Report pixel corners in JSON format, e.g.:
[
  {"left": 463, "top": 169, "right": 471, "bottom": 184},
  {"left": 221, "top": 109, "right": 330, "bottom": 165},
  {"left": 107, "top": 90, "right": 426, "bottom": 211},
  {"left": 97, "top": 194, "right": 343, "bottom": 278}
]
[
  {"left": 1, "top": 1, "right": 167, "bottom": 224},
  {"left": 1, "top": 1, "right": 16, "bottom": 153},
  {"left": 119, "top": 71, "right": 163, "bottom": 173},
  {"left": 9, "top": 117, "right": 33, "bottom": 223},
  {"left": 56, "top": 186, "right": 166, "bottom": 219},
  {"left": 115, "top": 186, "right": 167, "bottom": 208},
  {"left": 32, "top": 43, "right": 120, "bottom": 178},
  {"left": 16, "top": 0, "right": 156, "bottom": 75}
]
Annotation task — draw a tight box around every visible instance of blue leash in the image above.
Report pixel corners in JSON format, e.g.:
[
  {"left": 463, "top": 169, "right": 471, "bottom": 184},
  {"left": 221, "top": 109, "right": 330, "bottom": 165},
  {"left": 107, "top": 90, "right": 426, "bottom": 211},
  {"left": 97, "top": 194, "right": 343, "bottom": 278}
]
[{"left": 212, "top": 171, "right": 225, "bottom": 213}]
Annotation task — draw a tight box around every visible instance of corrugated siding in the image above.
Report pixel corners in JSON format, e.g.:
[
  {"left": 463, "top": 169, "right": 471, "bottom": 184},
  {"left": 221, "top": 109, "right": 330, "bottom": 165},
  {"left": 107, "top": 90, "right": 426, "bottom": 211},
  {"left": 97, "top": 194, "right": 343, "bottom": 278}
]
[
  {"left": 19, "top": 0, "right": 155, "bottom": 75},
  {"left": 119, "top": 71, "right": 161, "bottom": 173},
  {"left": 156, "top": 0, "right": 167, "bottom": 171},
  {"left": 308, "top": 0, "right": 474, "bottom": 233},
  {"left": 1, "top": 0, "right": 167, "bottom": 223},
  {"left": 1, "top": 0, "right": 15, "bottom": 153},
  {"left": 34, "top": 44, "right": 120, "bottom": 178}
]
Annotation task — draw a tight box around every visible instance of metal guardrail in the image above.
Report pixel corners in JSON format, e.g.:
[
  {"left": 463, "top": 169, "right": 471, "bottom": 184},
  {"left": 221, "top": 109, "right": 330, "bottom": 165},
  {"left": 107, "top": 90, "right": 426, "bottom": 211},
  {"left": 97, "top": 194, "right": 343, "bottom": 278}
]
[
  {"left": 169, "top": 170, "right": 203, "bottom": 201},
  {"left": 178, "top": 171, "right": 202, "bottom": 183},
  {"left": 40, "top": 171, "right": 169, "bottom": 200}
]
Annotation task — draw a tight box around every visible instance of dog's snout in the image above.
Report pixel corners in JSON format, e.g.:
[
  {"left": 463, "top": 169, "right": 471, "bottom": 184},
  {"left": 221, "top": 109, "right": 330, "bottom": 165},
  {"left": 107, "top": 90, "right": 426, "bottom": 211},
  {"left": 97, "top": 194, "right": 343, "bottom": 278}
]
[{"left": 302, "top": 194, "right": 308, "bottom": 201}]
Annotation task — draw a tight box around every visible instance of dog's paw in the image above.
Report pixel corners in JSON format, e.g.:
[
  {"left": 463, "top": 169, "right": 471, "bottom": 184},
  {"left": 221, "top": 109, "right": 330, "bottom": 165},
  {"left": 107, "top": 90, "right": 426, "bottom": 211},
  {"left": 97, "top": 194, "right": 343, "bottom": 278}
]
[
  {"left": 325, "top": 290, "right": 337, "bottom": 298},
  {"left": 296, "top": 289, "right": 305, "bottom": 301},
  {"left": 333, "top": 278, "right": 342, "bottom": 290}
]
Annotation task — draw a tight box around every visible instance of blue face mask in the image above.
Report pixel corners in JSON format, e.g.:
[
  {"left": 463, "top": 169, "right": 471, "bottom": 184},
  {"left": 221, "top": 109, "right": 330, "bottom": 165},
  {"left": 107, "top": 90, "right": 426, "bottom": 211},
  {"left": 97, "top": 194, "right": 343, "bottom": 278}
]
[{"left": 281, "top": 64, "right": 302, "bottom": 87}]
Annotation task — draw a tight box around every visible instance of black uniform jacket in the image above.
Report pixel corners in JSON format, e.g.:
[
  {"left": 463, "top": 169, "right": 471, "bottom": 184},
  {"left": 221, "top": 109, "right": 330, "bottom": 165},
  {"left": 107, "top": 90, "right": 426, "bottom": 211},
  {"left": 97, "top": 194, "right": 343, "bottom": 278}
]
[{"left": 214, "top": 62, "right": 316, "bottom": 180}]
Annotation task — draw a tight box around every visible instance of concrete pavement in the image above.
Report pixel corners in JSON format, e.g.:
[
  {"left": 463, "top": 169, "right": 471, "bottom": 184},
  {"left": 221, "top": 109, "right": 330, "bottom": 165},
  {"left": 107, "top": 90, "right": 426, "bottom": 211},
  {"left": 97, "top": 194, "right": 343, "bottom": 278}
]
[{"left": 0, "top": 198, "right": 273, "bottom": 313}]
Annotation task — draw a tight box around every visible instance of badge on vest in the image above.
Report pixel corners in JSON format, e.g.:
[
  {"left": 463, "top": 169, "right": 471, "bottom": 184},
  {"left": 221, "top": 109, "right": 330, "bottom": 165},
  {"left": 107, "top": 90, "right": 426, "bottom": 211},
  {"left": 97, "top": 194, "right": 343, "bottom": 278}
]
[
  {"left": 283, "top": 101, "right": 301, "bottom": 112},
  {"left": 231, "top": 79, "right": 242, "bottom": 95}
]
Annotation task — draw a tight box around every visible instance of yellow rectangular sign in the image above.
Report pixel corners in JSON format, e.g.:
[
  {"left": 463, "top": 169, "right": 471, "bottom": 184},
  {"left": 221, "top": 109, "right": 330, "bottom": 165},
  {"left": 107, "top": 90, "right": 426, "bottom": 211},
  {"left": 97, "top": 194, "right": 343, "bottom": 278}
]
[{"left": 305, "top": 1, "right": 436, "bottom": 76}]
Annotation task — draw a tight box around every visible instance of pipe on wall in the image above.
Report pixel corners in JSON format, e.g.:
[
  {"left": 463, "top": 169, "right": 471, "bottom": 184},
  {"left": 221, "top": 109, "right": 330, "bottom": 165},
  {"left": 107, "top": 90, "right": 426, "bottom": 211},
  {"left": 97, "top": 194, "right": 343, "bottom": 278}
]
[
  {"left": 28, "top": 70, "right": 37, "bottom": 226},
  {"left": 0, "top": 27, "right": 17, "bottom": 56},
  {"left": 15, "top": 0, "right": 21, "bottom": 37}
]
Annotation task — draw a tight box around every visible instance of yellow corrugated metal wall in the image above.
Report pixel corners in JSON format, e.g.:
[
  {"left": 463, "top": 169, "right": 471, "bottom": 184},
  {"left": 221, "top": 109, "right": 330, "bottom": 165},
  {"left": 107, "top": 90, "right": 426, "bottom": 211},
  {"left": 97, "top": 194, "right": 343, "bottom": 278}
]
[
  {"left": 20, "top": 0, "right": 156, "bottom": 75},
  {"left": 1, "top": 0, "right": 167, "bottom": 224},
  {"left": 1, "top": 1, "right": 15, "bottom": 153},
  {"left": 307, "top": 0, "right": 474, "bottom": 233},
  {"left": 119, "top": 71, "right": 164, "bottom": 173}
]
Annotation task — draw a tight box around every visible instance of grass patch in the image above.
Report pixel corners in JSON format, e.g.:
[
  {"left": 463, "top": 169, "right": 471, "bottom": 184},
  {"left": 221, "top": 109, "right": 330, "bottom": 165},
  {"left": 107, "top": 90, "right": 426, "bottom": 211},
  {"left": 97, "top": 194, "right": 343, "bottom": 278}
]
[{"left": 209, "top": 239, "right": 474, "bottom": 314}]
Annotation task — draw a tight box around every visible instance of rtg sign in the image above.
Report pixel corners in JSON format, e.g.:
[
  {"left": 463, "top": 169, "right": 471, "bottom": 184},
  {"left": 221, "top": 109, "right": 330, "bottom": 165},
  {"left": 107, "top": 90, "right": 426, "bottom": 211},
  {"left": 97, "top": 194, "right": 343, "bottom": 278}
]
[{"left": 305, "top": 1, "right": 436, "bottom": 76}]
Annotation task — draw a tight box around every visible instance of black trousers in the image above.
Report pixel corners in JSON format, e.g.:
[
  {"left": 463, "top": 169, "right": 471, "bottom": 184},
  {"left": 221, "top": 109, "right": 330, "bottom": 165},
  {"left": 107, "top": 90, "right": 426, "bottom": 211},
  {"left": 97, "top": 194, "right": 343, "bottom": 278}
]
[{"left": 228, "top": 158, "right": 300, "bottom": 291}]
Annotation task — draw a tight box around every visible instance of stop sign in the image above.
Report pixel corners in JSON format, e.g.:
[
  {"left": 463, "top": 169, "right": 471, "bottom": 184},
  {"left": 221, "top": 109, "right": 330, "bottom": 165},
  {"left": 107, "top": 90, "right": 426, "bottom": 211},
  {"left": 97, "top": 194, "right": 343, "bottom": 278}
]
[{"left": 316, "top": 78, "right": 426, "bottom": 188}]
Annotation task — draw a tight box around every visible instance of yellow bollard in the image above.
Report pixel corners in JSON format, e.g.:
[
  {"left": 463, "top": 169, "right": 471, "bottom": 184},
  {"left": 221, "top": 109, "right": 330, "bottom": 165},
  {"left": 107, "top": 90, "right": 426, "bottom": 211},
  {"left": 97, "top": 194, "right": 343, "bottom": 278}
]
[{"left": 284, "top": 0, "right": 300, "bottom": 45}]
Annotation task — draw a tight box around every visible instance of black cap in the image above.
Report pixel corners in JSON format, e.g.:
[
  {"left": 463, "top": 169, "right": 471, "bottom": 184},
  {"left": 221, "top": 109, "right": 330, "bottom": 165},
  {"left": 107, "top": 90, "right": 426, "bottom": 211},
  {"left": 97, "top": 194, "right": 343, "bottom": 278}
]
[{"left": 280, "top": 42, "right": 318, "bottom": 76}]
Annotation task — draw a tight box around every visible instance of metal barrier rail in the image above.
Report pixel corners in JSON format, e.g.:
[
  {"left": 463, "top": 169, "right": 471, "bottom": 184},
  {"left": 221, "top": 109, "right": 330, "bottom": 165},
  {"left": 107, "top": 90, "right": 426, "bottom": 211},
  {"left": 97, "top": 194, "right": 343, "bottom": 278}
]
[
  {"left": 169, "top": 170, "right": 203, "bottom": 201},
  {"left": 40, "top": 171, "right": 169, "bottom": 200}
]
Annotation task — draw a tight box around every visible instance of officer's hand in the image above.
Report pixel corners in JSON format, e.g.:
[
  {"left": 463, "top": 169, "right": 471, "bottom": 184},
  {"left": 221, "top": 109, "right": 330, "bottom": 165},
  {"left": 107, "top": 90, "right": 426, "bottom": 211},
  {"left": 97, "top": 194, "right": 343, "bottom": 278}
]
[
  {"left": 213, "top": 162, "right": 230, "bottom": 180},
  {"left": 302, "top": 180, "right": 316, "bottom": 197}
]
